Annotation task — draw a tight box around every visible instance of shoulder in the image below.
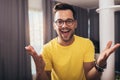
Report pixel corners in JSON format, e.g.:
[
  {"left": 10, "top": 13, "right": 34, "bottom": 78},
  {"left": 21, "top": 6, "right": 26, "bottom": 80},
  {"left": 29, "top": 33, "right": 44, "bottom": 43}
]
[
  {"left": 74, "top": 35, "right": 94, "bottom": 49},
  {"left": 41, "top": 37, "right": 57, "bottom": 54},
  {"left": 43, "top": 37, "right": 57, "bottom": 49},
  {"left": 74, "top": 35, "right": 92, "bottom": 43}
]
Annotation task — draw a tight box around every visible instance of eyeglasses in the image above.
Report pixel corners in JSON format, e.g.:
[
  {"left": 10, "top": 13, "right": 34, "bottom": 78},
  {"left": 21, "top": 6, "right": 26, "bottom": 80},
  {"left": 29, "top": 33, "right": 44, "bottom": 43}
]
[{"left": 55, "top": 19, "right": 75, "bottom": 26}]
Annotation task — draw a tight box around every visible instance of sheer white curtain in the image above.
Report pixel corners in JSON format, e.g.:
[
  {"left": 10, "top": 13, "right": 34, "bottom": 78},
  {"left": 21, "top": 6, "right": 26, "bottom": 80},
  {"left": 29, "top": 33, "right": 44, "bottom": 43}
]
[
  {"left": 28, "top": 1, "right": 44, "bottom": 79},
  {"left": 29, "top": 10, "right": 43, "bottom": 53}
]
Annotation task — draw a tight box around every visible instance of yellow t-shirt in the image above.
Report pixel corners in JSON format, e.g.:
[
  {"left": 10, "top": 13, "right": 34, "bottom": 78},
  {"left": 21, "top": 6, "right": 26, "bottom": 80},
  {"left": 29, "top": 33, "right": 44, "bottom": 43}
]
[{"left": 42, "top": 35, "right": 95, "bottom": 80}]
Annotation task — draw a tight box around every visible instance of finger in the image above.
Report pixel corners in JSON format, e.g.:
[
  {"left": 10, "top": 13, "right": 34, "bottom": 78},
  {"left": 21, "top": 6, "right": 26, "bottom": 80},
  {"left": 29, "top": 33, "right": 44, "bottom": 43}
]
[
  {"left": 105, "top": 41, "right": 112, "bottom": 50},
  {"left": 25, "top": 46, "right": 33, "bottom": 55},
  {"left": 25, "top": 46, "right": 37, "bottom": 56},
  {"left": 104, "top": 43, "right": 120, "bottom": 59},
  {"left": 25, "top": 46, "right": 30, "bottom": 51},
  {"left": 39, "top": 55, "right": 45, "bottom": 67},
  {"left": 108, "top": 43, "right": 120, "bottom": 55},
  {"left": 39, "top": 54, "right": 43, "bottom": 58},
  {"left": 25, "top": 46, "right": 33, "bottom": 52},
  {"left": 32, "top": 54, "right": 39, "bottom": 63},
  {"left": 99, "top": 52, "right": 107, "bottom": 62},
  {"left": 32, "top": 54, "right": 42, "bottom": 62},
  {"left": 25, "top": 45, "right": 34, "bottom": 51},
  {"left": 38, "top": 54, "right": 44, "bottom": 62}
]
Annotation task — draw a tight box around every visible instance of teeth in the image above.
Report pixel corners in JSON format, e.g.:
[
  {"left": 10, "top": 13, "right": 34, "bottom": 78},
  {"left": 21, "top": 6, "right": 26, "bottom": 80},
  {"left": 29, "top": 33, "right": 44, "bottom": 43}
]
[{"left": 61, "top": 29, "right": 69, "bottom": 32}]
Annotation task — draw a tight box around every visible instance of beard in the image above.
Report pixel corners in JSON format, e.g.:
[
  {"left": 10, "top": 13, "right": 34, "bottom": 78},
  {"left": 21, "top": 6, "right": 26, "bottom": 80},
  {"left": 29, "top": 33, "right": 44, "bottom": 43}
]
[{"left": 60, "top": 30, "right": 74, "bottom": 42}]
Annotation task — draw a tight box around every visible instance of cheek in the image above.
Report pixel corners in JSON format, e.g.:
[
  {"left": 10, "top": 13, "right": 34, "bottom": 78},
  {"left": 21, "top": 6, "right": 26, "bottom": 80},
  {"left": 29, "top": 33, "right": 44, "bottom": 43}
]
[
  {"left": 70, "top": 26, "right": 76, "bottom": 30},
  {"left": 54, "top": 27, "right": 60, "bottom": 32},
  {"left": 72, "top": 23, "right": 77, "bottom": 29}
]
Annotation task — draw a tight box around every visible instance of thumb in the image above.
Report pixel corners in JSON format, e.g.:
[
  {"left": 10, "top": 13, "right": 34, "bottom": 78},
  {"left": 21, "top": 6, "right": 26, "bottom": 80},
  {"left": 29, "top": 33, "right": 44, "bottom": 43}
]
[{"left": 25, "top": 45, "right": 37, "bottom": 56}]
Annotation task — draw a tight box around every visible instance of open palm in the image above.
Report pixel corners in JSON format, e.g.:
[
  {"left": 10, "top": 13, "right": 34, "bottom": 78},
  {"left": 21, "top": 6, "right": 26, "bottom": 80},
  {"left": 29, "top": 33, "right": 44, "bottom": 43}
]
[
  {"left": 25, "top": 45, "right": 45, "bottom": 75},
  {"left": 97, "top": 41, "right": 120, "bottom": 67}
]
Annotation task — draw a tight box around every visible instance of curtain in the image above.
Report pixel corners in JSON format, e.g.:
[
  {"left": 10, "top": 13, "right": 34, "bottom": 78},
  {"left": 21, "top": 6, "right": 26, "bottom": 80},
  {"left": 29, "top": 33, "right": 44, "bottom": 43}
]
[
  {"left": 115, "top": 11, "right": 120, "bottom": 73},
  {"left": 74, "top": 7, "right": 88, "bottom": 38},
  {"left": 42, "top": 0, "right": 57, "bottom": 44},
  {"left": 89, "top": 9, "right": 99, "bottom": 53},
  {"left": 0, "top": 0, "right": 32, "bottom": 80}
]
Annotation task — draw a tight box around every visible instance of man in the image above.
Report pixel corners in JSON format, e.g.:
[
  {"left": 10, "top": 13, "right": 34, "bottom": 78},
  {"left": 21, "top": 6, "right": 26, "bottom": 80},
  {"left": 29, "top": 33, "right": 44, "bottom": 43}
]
[{"left": 25, "top": 3, "right": 120, "bottom": 80}]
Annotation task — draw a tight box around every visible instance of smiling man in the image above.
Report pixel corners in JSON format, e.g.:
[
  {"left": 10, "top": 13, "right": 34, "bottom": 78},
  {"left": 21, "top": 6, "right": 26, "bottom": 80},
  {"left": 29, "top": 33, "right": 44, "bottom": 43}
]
[
  {"left": 25, "top": 3, "right": 120, "bottom": 80},
  {"left": 54, "top": 7, "right": 77, "bottom": 46}
]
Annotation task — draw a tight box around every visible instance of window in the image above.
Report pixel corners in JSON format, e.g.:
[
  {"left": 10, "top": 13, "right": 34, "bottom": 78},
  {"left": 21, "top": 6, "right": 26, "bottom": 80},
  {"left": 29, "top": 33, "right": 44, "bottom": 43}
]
[
  {"left": 28, "top": 0, "right": 43, "bottom": 79},
  {"left": 29, "top": 9, "right": 43, "bottom": 74}
]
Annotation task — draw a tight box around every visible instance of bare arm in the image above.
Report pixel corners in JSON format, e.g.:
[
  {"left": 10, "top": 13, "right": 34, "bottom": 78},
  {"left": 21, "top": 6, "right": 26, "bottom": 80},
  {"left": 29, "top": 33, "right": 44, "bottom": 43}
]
[
  {"left": 25, "top": 45, "right": 51, "bottom": 80},
  {"left": 36, "top": 71, "right": 51, "bottom": 80},
  {"left": 84, "top": 62, "right": 102, "bottom": 80},
  {"left": 84, "top": 41, "right": 120, "bottom": 80}
]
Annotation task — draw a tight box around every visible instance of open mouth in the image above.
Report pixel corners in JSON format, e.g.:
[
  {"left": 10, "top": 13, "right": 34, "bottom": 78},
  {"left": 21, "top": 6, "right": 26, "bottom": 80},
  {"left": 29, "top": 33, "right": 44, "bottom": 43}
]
[
  {"left": 61, "top": 29, "right": 70, "bottom": 33},
  {"left": 60, "top": 29, "right": 71, "bottom": 37}
]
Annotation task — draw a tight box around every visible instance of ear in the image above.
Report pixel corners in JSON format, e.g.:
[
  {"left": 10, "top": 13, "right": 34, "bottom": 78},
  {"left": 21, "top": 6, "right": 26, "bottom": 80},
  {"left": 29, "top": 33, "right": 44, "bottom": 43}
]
[{"left": 74, "top": 20, "right": 77, "bottom": 29}]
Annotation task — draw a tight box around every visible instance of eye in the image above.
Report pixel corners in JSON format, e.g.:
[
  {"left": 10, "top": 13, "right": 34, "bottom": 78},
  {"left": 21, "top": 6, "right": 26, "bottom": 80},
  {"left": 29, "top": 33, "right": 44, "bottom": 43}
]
[
  {"left": 55, "top": 20, "right": 64, "bottom": 26},
  {"left": 57, "top": 20, "right": 63, "bottom": 24},
  {"left": 67, "top": 20, "right": 73, "bottom": 23},
  {"left": 66, "top": 19, "right": 74, "bottom": 24}
]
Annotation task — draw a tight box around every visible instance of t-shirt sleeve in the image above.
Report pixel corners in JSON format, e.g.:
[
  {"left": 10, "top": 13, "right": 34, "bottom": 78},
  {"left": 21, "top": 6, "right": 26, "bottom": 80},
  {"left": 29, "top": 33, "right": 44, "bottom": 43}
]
[
  {"left": 41, "top": 45, "right": 52, "bottom": 71},
  {"left": 83, "top": 39, "right": 95, "bottom": 62}
]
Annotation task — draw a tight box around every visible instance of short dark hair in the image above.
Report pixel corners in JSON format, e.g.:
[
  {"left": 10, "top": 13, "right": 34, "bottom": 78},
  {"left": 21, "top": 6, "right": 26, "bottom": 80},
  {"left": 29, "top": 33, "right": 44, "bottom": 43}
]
[{"left": 53, "top": 3, "right": 76, "bottom": 20}]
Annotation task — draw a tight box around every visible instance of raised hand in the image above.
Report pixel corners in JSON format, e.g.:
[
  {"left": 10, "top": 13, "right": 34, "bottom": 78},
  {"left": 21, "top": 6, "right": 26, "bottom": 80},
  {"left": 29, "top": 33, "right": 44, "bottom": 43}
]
[
  {"left": 25, "top": 45, "right": 45, "bottom": 75},
  {"left": 97, "top": 41, "right": 120, "bottom": 67}
]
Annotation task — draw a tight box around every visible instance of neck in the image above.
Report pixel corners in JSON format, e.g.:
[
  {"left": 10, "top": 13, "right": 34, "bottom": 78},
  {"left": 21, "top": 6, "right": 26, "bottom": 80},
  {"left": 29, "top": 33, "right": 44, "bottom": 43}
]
[{"left": 57, "top": 36, "right": 75, "bottom": 46}]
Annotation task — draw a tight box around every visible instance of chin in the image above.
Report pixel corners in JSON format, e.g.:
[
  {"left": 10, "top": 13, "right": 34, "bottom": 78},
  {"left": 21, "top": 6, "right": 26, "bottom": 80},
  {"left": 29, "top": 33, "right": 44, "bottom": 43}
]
[
  {"left": 59, "top": 33, "right": 74, "bottom": 42},
  {"left": 63, "top": 39, "right": 70, "bottom": 42},
  {"left": 62, "top": 37, "right": 73, "bottom": 42}
]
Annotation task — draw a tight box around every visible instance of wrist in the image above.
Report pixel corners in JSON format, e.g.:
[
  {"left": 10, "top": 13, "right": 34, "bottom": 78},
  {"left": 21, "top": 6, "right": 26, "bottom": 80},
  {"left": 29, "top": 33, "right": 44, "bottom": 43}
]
[{"left": 95, "top": 62, "right": 107, "bottom": 72}]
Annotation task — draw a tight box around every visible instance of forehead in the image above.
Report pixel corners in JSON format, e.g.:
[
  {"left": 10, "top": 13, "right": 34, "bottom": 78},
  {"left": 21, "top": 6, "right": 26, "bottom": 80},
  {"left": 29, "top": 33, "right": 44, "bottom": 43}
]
[{"left": 54, "top": 10, "right": 74, "bottom": 21}]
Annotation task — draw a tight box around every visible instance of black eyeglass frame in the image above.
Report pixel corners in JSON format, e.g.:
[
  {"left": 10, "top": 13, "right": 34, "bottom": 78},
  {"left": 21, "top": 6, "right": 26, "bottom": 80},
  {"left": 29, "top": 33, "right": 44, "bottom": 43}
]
[{"left": 54, "top": 19, "right": 75, "bottom": 27}]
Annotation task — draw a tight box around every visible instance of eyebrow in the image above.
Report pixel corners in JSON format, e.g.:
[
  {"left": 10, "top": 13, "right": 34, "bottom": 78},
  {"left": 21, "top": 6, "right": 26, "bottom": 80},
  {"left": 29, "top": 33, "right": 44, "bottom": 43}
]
[{"left": 55, "top": 18, "right": 74, "bottom": 21}]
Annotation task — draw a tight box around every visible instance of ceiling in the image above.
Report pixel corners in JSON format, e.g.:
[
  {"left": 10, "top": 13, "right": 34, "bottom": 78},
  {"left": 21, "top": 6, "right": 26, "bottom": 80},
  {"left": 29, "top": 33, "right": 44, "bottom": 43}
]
[
  {"left": 55, "top": 0, "right": 120, "bottom": 9},
  {"left": 28, "top": 0, "right": 120, "bottom": 10}
]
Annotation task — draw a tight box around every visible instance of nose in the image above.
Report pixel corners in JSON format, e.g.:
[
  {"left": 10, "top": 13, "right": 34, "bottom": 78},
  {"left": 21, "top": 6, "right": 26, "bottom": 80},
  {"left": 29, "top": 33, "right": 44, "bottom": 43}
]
[{"left": 62, "top": 21, "right": 68, "bottom": 28}]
